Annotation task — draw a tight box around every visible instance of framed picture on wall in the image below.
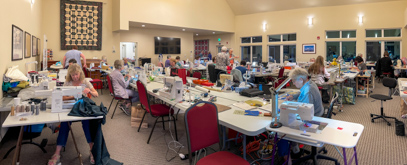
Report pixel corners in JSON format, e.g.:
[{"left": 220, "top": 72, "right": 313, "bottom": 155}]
[
  {"left": 37, "top": 38, "right": 41, "bottom": 56},
  {"left": 25, "top": 32, "right": 31, "bottom": 58},
  {"left": 302, "top": 43, "right": 316, "bottom": 54},
  {"left": 32, "top": 36, "right": 38, "bottom": 57},
  {"left": 12, "top": 25, "right": 24, "bottom": 61}
]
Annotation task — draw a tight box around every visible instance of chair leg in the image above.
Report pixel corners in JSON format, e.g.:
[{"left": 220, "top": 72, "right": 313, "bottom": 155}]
[
  {"left": 162, "top": 116, "right": 165, "bottom": 130},
  {"left": 147, "top": 118, "right": 160, "bottom": 144},
  {"left": 172, "top": 115, "right": 178, "bottom": 141},
  {"left": 138, "top": 111, "right": 147, "bottom": 132},
  {"left": 108, "top": 98, "right": 114, "bottom": 112},
  {"left": 111, "top": 100, "right": 120, "bottom": 119}
]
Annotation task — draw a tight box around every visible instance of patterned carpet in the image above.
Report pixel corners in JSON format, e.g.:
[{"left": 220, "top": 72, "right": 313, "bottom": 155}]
[{"left": 0, "top": 79, "right": 406, "bottom": 165}]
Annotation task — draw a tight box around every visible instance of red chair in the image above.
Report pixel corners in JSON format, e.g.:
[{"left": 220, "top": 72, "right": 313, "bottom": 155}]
[
  {"left": 187, "top": 70, "right": 192, "bottom": 77},
  {"left": 83, "top": 67, "right": 103, "bottom": 95},
  {"left": 184, "top": 101, "right": 249, "bottom": 165},
  {"left": 136, "top": 80, "right": 178, "bottom": 144},
  {"left": 273, "top": 67, "right": 289, "bottom": 88},
  {"left": 192, "top": 71, "right": 202, "bottom": 79},
  {"left": 106, "top": 75, "right": 132, "bottom": 119}
]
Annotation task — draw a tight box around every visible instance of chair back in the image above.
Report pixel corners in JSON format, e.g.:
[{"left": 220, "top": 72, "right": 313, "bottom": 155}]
[
  {"left": 230, "top": 69, "right": 243, "bottom": 82},
  {"left": 383, "top": 77, "right": 397, "bottom": 88},
  {"left": 106, "top": 75, "right": 114, "bottom": 96},
  {"left": 208, "top": 64, "right": 216, "bottom": 83},
  {"left": 136, "top": 80, "right": 151, "bottom": 113},
  {"left": 83, "top": 67, "right": 89, "bottom": 78},
  {"left": 192, "top": 71, "right": 202, "bottom": 79},
  {"left": 184, "top": 101, "right": 220, "bottom": 164},
  {"left": 187, "top": 70, "right": 191, "bottom": 77},
  {"left": 325, "top": 92, "right": 339, "bottom": 119},
  {"left": 278, "top": 67, "right": 285, "bottom": 78}
]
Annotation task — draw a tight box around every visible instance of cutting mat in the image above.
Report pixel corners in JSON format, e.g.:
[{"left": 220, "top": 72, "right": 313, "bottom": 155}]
[{"left": 215, "top": 103, "right": 232, "bottom": 113}]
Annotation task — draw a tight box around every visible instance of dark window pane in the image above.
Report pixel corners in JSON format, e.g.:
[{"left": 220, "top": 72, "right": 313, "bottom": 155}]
[
  {"left": 385, "top": 41, "right": 400, "bottom": 60},
  {"left": 366, "top": 41, "right": 381, "bottom": 62},
  {"left": 268, "top": 46, "right": 280, "bottom": 63},
  {"left": 366, "top": 30, "right": 381, "bottom": 38},
  {"left": 342, "top": 41, "right": 356, "bottom": 62},
  {"left": 283, "top": 45, "right": 296, "bottom": 62},
  {"left": 252, "top": 46, "right": 262, "bottom": 62},
  {"left": 268, "top": 35, "right": 281, "bottom": 42},
  {"left": 326, "top": 31, "right": 340, "bottom": 38},
  {"left": 252, "top": 36, "right": 262, "bottom": 43},
  {"left": 241, "top": 46, "right": 251, "bottom": 62},
  {"left": 326, "top": 42, "right": 340, "bottom": 62},
  {"left": 342, "top": 30, "right": 356, "bottom": 38},
  {"left": 384, "top": 29, "right": 401, "bottom": 37},
  {"left": 241, "top": 37, "right": 251, "bottom": 43},
  {"left": 283, "top": 34, "right": 296, "bottom": 41}
]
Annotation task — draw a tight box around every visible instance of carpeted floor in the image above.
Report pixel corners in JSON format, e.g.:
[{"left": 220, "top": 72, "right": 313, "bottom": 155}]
[{"left": 0, "top": 79, "right": 406, "bottom": 165}]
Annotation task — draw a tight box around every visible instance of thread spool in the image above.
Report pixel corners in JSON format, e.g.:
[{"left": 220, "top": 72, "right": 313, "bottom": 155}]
[
  {"left": 25, "top": 105, "right": 30, "bottom": 113},
  {"left": 40, "top": 101, "right": 46, "bottom": 111},
  {"left": 10, "top": 106, "right": 15, "bottom": 116},
  {"left": 35, "top": 105, "right": 40, "bottom": 115},
  {"left": 31, "top": 103, "right": 35, "bottom": 115},
  {"left": 16, "top": 105, "right": 21, "bottom": 113}
]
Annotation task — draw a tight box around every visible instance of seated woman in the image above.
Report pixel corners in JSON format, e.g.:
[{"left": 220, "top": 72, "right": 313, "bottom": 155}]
[
  {"left": 110, "top": 60, "right": 139, "bottom": 115},
  {"left": 308, "top": 56, "right": 331, "bottom": 87},
  {"left": 279, "top": 68, "right": 324, "bottom": 163},
  {"left": 48, "top": 64, "right": 99, "bottom": 165}
]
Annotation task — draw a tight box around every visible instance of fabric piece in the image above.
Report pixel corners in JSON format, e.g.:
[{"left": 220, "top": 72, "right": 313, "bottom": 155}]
[
  {"left": 91, "top": 119, "right": 123, "bottom": 165},
  {"left": 61, "top": 0, "right": 103, "bottom": 50},
  {"left": 68, "top": 96, "right": 108, "bottom": 124}
]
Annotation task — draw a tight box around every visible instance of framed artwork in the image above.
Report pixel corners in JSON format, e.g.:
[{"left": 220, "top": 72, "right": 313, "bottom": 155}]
[
  {"left": 24, "top": 32, "right": 31, "bottom": 58},
  {"left": 32, "top": 36, "right": 38, "bottom": 57},
  {"left": 12, "top": 25, "right": 24, "bottom": 61},
  {"left": 302, "top": 43, "right": 316, "bottom": 54},
  {"left": 37, "top": 38, "right": 41, "bottom": 56}
]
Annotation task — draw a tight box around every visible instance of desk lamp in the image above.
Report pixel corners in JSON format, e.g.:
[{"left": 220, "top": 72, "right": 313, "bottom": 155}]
[{"left": 269, "top": 78, "right": 291, "bottom": 128}]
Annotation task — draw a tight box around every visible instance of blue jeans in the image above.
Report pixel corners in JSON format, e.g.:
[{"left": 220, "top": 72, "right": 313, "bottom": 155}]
[{"left": 57, "top": 121, "right": 92, "bottom": 146}]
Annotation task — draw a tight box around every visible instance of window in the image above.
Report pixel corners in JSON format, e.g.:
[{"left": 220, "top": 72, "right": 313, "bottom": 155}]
[
  {"left": 241, "top": 37, "right": 251, "bottom": 43},
  {"left": 268, "top": 35, "right": 281, "bottom": 42},
  {"left": 241, "top": 46, "right": 262, "bottom": 63},
  {"left": 366, "top": 30, "right": 382, "bottom": 38},
  {"left": 326, "top": 42, "right": 340, "bottom": 62},
  {"left": 283, "top": 34, "right": 296, "bottom": 41},
  {"left": 366, "top": 42, "right": 381, "bottom": 62},
  {"left": 384, "top": 29, "right": 401, "bottom": 37},
  {"left": 268, "top": 33, "right": 296, "bottom": 42},
  {"left": 342, "top": 31, "right": 356, "bottom": 38},
  {"left": 365, "top": 41, "right": 401, "bottom": 62},
  {"left": 326, "top": 31, "right": 340, "bottom": 38},
  {"left": 268, "top": 45, "right": 296, "bottom": 64},
  {"left": 385, "top": 41, "right": 400, "bottom": 60},
  {"left": 326, "top": 42, "right": 356, "bottom": 62},
  {"left": 252, "top": 36, "right": 262, "bottom": 43}
]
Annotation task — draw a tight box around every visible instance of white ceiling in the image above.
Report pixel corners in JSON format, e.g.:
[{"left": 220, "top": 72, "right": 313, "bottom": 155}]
[
  {"left": 128, "top": 22, "right": 232, "bottom": 36},
  {"left": 225, "top": 0, "right": 402, "bottom": 15}
]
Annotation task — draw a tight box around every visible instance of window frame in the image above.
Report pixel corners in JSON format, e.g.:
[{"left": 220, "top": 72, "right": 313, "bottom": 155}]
[
  {"left": 268, "top": 44, "right": 296, "bottom": 64},
  {"left": 325, "top": 41, "right": 357, "bottom": 62},
  {"left": 326, "top": 30, "right": 357, "bottom": 39},
  {"left": 267, "top": 33, "right": 297, "bottom": 42},
  {"left": 366, "top": 28, "right": 402, "bottom": 38}
]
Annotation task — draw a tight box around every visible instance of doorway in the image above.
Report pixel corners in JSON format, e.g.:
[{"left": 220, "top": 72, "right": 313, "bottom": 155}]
[{"left": 120, "top": 42, "right": 137, "bottom": 64}]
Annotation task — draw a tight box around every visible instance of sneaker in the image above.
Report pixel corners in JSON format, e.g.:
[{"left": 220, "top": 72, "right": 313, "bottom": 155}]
[{"left": 119, "top": 105, "right": 130, "bottom": 116}]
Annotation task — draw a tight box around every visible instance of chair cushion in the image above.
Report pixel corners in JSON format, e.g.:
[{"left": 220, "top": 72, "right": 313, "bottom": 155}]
[
  {"left": 197, "top": 151, "right": 249, "bottom": 165},
  {"left": 150, "top": 104, "right": 174, "bottom": 116},
  {"left": 90, "top": 79, "right": 102, "bottom": 82},
  {"left": 370, "top": 94, "right": 392, "bottom": 101}
]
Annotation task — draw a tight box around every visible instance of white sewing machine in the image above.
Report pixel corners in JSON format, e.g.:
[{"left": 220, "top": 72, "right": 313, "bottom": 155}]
[
  {"left": 158, "top": 77, "right": 183, "bottom": 102},
  {"left": 35, "top": 86, "right": 83, "bottom": 113},
  {"left": 279, "top": 101, "right": 318, "bottom": 132}
]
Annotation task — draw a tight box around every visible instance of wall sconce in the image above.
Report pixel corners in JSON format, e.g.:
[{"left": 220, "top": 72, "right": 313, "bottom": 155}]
[
  {"left": 262, "top": 22, "right": 267, "bottom": 31},
  {"left": 358, "top": 15, "right": 363, "bottom": 24},
  {"left": 308, "top": 17, "right": 313, "bottom": 25},
  {"left": 31, "top": 0, "right": 35, "bottom": 4}
]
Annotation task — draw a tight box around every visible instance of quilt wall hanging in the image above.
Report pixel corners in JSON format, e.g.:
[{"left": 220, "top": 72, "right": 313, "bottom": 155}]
[{"left": 60, "top": 0, "right": 103, "bottom": 50}]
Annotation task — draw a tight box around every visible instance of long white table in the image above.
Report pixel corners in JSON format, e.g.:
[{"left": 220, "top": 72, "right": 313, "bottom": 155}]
[{"left": 267, "top": 117, "right": 364, "bottom": 165}]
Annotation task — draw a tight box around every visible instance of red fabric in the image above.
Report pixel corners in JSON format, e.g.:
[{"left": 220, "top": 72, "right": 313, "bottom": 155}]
[
  {"left": 192, "top": 72, "right": 202, "bottom": 79},
  {"left": 150, "top": 104, "right": 173, "bottom": 116},
  {"left": 178, "top": 69, "right": 187, "bottom": 84},
  {"left": 318, "top": 86, "right": 323, "bottom": 90},
  {"left": 186, "top": 103, "right": 219, "bottom": 153},
  {"left": 83, "top": 67, "right": 89, "bottom": 78},
  {"left": 196, "top": 151, "right": 249, "bottom": 165},
  {"left": 187, "top": 70, "right": 191, "bottom": 77},
  {"left": 106, "top": 76, "right": 114, "bottom": 95},
  {"left": 136, "top": 81, "right": 150, "bottom": 113},
  {"left": 90, "top": 79, "right": 102, "bottom": 89}
]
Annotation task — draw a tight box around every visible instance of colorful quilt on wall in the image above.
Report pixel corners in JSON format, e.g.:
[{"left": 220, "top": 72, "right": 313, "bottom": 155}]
[{"left": 60, "top": 0, "right": 103, "bottom": 50}]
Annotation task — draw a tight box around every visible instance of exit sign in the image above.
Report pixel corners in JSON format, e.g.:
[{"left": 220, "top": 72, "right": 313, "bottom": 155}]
[{"left": 218, "top": 38, "right": 221, "bottom": 42}]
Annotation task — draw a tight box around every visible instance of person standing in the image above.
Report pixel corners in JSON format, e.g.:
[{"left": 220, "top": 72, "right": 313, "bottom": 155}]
[
  {"left": 228, "top": 49, "right": 239, "bottom": 66},
  {"left": 207, "top": 51, "right": 212, "bottom": 60},
  {"left": 165, "top": 55, "right": 171, "bottom": 67},
  {"left": 215, "top": 46, "right": 229, "bottom": 72},
  {"left": 63, "top": 45, "right": 87, "bottom": 68}
]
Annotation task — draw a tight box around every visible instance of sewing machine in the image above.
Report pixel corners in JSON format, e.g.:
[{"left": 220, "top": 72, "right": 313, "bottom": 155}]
[
  {"left": 58, "top": 69, "right": 68, "bottom": 82},
  {"left": 158, "top": 77, "right": 183, "bottom": 102},
  {"left": 279, "top": 101, "right": 317, "bottom": 132},
  {"left": 35, "top": 86, "right": 83, "bottom": 113}
]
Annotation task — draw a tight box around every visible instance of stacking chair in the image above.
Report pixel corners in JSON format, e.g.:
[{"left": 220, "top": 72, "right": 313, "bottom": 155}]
[
  {"left": 271, "top": 67, "right": 288, "bottom": 88},
  {"left": 230, "top": 69, "right": 243, "bottom": 82},
  {"left": 83, "top": 67, "right": 103, "bottom": 95},
  {"left": 192, "top": 71, "right": 202, "bottom": 79},
  {"left": 184, "top": 101, "right": 249, "bottom": 165},
  {"left": 370, "top": 77, "right": 397, "bottom": 126},
  {"left": 136, "top": 80, "right": 178, "bottom": 144},
  {"left": 106, "top": 75, "right": 132, "bottom": 119}
]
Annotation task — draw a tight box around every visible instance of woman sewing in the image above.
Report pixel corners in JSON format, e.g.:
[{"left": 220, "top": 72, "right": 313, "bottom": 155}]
[{"left": 48, "top": 63, "right": 98, "bottom": 165}]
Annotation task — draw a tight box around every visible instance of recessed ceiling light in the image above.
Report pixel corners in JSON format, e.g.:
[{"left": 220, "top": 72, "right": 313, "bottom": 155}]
[
  {"left": 141, "top": 25, "right": 145, "bottom": 27},
  {"left": 182, "top": 29, "right": 185, "bottom": 31},
  {"left": 196, "top": 34, "right": 198, "bottom": 36},
  {"left": 213, "top": 32, "right": 215, "bottom": 34}
]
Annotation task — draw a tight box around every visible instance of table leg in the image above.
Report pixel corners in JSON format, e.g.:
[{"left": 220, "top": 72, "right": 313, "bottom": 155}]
[
  {"left": 68, "top": 123, "right": 83, "bottom": 165},
  {"left": 12, "top": 126, "right": 24, "bottom": 165},
  {"left": 366, "top": 77, "right": 370, "bottom": 98},
  {"left": 222, "top": 126, "right": 226, "bottom": 150},
  {"left": 242, "top": 135, "right": 246, "bottom": 160},
  {"left": 271, "top": 133, "right": 278, "bottom": 165}
]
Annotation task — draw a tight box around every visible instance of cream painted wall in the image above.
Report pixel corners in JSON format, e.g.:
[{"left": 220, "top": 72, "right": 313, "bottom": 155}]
[
  {"left": 120, "top": 27, "right": 194, "bottom": 65},
  {"left": 42, "top": 0, "right": 120, "bottom": 65},
  {"left": 235, "top": 1, "right": 407, "bottom": 63},
  {"left": 194, "top": 33, "right": 235, "bottom": 57},
  {"left": 119, "top": 0, "right": 235, "bottom": 32},
  {"left": 0, "top": 0, "right": 42, "bottom": 98}
]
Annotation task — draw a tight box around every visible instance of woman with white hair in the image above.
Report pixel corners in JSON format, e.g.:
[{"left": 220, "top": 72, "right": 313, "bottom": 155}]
[{"left": 110, "top": 60, "right": 139, "bottom": 115}]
